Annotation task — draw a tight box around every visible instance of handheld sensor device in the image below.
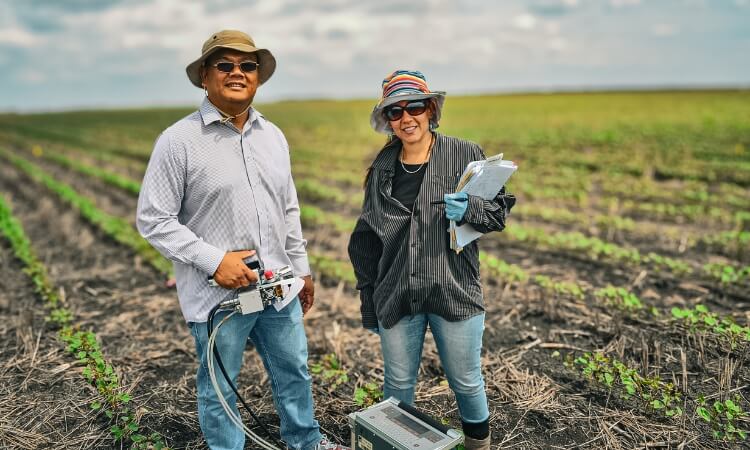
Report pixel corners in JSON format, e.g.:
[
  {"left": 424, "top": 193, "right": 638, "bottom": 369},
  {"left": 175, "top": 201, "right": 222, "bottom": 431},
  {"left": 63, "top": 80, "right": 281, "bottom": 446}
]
[{"left": 209, "top": 256, "right": 296, "bottom": 314}]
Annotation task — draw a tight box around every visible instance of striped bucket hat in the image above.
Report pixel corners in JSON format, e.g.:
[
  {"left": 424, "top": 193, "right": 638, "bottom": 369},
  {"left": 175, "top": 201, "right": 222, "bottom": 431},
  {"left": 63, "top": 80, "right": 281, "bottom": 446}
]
[{"left": 370, "top": 70, "right": 446, "bottom": 134}]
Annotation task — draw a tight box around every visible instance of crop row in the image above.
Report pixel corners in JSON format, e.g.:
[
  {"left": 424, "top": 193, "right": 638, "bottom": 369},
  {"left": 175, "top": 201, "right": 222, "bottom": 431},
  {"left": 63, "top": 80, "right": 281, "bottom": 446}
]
[
  {"left": 14, "top": 144, "right": 749, "bottom": 294},
  {"left": 513, "top": 166, "right": 749, "bottom": 217},
  {"left": 512, "top": 203, "right": 749, "bottom": 260},
  {"left": 566, "top": 352, "right": 747, "bottom": 442},
  {"left": 24, "top": 142, "right": 750, "bottom": 269},
  {"left": 0, "top": 195, "right": 169, "bottom": 449},
  {"left": 479, "top": 252, "right": 749, "bottom": 353},
  {"left": 6, "top": 128, "right": 749, "bottom": 227},
  {"left": 0, "top": 148, "right": 173, "bottom": 275},
  {"left": 499, "top": 224, "right": 750, "bottom": 288},
  {"left": 8, "top": 138, "right": 749, "bottom": 295}
]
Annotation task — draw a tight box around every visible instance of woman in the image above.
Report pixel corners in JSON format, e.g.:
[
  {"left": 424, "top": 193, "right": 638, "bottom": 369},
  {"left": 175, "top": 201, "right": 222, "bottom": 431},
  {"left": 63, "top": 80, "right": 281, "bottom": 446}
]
[{"left": 347, "top": 70, "right": 514, "bottom": 450}]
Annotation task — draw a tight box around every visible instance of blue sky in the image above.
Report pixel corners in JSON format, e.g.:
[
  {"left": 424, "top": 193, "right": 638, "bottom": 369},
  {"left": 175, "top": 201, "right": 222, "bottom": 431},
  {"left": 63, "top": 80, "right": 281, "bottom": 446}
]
[{"left": 1, "top": 0, "right": 748, "bottom": 111}]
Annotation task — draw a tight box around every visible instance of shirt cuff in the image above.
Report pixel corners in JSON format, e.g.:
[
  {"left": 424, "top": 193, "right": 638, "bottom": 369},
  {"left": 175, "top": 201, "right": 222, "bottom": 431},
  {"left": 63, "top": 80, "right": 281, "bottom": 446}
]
[
  {"left": 288, "top": 254, "right": 311, "bottom": 277},
  {"left": 193, "top": 242, "right": 226, "bottom": 276},
  {"left": 460, "top": 194, "right": 485, "bottom": 226},
  {"left": 360, "top": 287, "right": 378, "bottom": 330}
]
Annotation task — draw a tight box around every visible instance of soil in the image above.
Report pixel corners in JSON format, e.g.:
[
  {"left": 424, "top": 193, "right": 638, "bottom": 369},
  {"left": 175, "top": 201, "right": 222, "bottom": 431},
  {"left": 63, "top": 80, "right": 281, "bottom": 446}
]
[{"left": 1, "top": 152, "right": 748, "bottom": 449}]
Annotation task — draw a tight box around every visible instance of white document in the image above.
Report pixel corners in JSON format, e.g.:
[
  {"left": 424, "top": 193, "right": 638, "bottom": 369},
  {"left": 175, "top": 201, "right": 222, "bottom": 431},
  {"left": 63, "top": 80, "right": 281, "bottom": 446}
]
[
  {"left": 273, "top": 277, "right": 306, "bottom": 311},
  {"left": 451, "top": 157, "right": 517, "bottom": 250}
]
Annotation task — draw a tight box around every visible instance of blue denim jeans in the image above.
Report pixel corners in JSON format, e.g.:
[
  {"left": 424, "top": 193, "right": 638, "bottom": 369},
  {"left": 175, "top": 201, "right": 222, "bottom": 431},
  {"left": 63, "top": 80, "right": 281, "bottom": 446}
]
[
  {"left": 378, "top": 313, "right": 489, "bottom": 424},
  {"left": 189, "top": 298, "right": 322, "bottom": 450}
]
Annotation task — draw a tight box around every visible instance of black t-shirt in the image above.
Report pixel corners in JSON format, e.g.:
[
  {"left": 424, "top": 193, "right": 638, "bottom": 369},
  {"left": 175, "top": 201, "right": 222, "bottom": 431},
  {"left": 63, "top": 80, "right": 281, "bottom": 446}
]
[{"left": 392, "top": 160, "right": 428, "bottom": 211}]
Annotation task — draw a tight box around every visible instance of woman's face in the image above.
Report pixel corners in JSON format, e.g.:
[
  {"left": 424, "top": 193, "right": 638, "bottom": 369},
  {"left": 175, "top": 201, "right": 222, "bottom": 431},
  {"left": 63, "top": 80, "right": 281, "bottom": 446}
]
[{"left": 386, "top": 99, "right": 433, "bottom": 145}]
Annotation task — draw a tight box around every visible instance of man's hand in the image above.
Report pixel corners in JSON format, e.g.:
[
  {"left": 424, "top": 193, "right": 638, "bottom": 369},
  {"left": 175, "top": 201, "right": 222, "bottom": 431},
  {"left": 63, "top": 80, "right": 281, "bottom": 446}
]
[
  {"left": 298, "top": 275, "right": 315, "bottom": 315},
  {"left": 213, "top": 250, "right": 259, "bottom": 289}
]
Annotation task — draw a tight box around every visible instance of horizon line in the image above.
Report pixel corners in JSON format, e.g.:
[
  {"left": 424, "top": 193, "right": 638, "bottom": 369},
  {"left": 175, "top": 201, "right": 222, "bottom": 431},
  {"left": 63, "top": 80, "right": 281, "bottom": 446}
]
[{"left": 2, "top": 82, "right": 749, "bottom": 115}]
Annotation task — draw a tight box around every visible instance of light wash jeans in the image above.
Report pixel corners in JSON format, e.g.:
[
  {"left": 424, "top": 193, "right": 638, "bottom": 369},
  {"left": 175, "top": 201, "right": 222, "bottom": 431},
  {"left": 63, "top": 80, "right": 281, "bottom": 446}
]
[
  {"left": 378, "top": 313, "right": 489, "bottom": 424},
  {"left": 189, "top": 298, "right": 322, "bottom": 450}
]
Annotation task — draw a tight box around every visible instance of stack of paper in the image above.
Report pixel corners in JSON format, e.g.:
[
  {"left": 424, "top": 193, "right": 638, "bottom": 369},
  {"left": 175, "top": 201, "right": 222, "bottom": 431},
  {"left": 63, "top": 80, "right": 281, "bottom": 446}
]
[{"left": 450, "top": 153, "right": 517, "bottom": 252}]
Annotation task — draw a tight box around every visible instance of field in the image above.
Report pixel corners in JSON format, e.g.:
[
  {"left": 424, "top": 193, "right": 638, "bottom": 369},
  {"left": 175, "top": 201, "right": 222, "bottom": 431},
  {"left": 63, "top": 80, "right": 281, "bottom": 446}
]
[{"left": 1, "top": 90, "right": 749, "bottom": 449}]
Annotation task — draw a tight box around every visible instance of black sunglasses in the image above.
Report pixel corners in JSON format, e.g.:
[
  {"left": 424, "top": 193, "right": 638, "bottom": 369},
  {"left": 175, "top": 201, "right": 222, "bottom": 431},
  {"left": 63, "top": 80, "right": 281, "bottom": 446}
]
[
  {"left": 383, "top": 100, "right": 428, "bottom": 121},
  {"left": 210, "top": 61, "right": 260, "bottom": 73}
]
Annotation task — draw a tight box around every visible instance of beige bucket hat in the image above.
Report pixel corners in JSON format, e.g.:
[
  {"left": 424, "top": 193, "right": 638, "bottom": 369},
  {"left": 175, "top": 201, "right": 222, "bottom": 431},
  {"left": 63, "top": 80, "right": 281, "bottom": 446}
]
[{"left": 185, "top": 30, "right": 276, "bottom": 87}]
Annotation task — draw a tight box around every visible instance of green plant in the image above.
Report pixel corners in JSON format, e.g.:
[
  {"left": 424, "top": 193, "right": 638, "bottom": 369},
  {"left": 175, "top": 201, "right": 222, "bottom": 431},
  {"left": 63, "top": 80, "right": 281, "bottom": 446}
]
[
  {"left": 671, "top": 304, "right": 750, "bottom": 350},
  {"left": 594, "top": 286, "right": 646, "bottom": 314},
  {"left": 354, "top": 382, "right": 383, "bottom": 408},
  {"left": 479, "top": 252, "right": 529, "bottom": 283},
  {"left": 534, "top": 274, "right": 586, "bottom": 300},
  {"left": 0, "top": 195, "right": 63, "bottom": 313},
  {"left": 696, "top": 394, "right": 748, "bottom": 441},
  {"left": 703, "top": 262, "right": 750, "bottom": 285},
  {"left": 308, "top": 253, "right": 357, "bottom": 285},
  {"left": 570, "top": 352, "right": 683, "bottom": 418},
  {"left": 310, "top": 353, "right": 349, "bottom": 389}
]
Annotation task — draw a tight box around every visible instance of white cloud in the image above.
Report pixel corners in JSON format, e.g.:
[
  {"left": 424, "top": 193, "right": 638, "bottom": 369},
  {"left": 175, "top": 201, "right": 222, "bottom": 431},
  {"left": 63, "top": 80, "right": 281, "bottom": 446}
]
[
  {"left": 513, "top": 13, "right": 538, "bottom": 30},
  {"left": 0, "top": 26, "right": 41, "bottom": 48}
]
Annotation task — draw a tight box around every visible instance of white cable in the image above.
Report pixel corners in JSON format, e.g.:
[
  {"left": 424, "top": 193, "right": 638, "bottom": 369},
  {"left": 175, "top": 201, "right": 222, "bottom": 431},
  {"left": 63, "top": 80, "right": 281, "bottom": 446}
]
[
  {"left": 207, "top": 311, "right": 282, "bottom": 450},
  {"left": 207, "top": 312, "right": 278, "bottom": 449}
]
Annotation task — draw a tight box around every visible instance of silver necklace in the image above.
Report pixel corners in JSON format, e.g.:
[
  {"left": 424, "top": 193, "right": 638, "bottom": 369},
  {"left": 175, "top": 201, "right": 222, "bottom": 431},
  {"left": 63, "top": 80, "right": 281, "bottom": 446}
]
[{"left": 400, "top": 134, "right": 434, "bottom": 174}]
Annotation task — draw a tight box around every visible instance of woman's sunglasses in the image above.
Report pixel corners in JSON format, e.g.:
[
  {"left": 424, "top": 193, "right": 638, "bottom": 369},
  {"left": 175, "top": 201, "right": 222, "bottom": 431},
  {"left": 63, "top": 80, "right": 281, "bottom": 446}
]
[
  {"left": 210, "top": 61, "right": 260, "bottom": 73},
  {"left": 383, "top": 100, "right": 428, "bottom": 121}
]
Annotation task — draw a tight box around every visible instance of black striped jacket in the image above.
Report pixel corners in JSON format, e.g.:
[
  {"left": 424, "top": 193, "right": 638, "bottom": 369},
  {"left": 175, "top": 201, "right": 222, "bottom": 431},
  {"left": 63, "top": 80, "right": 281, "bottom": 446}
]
[{"left": 347, "top": 133, "right": 512, "bottom": 329}]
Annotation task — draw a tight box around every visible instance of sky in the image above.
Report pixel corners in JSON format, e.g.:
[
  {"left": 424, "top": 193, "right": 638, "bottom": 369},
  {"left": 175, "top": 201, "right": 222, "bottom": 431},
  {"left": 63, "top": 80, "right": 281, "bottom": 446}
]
[{"left": 1, "top": 0, "right": 749, "bottom": 111}]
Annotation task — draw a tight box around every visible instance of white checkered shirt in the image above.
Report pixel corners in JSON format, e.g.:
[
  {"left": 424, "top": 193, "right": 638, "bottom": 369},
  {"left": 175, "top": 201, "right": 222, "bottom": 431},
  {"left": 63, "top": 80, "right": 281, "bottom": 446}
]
[{"left": 137, "top": 98, "right": 310, "bottom": 322}]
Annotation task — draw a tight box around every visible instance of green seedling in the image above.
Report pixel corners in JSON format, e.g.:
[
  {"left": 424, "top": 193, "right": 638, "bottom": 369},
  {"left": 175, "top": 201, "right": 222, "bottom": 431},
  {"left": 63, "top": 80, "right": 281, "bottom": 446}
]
[
  {"left": 696, "top": 394, "right": 748, "bottom": 441},
  {"left": 310, "top": 353, "right": 349, "bottom": 389},
  {"left": 571, "top": 352, "right": 683, "bottom": 418},
  {"left": 671, "top": 304, "right": 750, "bottom": 350},
  {"left": 354, "top": 382, "right": 383, "bottom": 408}
]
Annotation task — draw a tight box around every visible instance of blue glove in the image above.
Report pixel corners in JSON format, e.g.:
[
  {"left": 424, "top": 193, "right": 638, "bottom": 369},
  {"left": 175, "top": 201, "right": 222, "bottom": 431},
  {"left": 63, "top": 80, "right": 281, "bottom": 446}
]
[{"left": 444, "top": 192, "right": 469, "bottom": 221}]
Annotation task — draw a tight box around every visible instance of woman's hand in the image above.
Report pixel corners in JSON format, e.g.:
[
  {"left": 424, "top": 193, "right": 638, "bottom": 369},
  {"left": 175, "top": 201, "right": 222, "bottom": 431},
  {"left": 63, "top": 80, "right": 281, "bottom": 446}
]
[{"left": 444, "top": 192, "right": 469, "bottom": 221}]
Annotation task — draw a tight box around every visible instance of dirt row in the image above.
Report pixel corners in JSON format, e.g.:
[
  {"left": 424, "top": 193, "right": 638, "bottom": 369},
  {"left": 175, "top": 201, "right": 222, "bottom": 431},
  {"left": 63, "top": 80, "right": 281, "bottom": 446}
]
[{"left": 0, "top": 238, "right": 121, "bottom": 448}]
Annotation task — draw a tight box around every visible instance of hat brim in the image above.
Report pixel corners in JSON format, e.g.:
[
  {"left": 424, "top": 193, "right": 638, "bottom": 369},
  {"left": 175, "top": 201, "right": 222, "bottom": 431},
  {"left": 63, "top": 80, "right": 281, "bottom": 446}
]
[
  {"left": 186, "top": 44, "right": 276, "bottom": 88},
  {"left": 370, "top": 92, "right": 446, "bottom": 134}
]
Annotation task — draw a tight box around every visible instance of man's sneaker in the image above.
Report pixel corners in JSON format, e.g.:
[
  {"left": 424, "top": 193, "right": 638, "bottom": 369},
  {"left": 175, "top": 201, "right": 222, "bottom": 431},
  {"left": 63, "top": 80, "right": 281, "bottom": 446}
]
[{"left": 315, "top": 437, "right": 350, "bottom": 450}]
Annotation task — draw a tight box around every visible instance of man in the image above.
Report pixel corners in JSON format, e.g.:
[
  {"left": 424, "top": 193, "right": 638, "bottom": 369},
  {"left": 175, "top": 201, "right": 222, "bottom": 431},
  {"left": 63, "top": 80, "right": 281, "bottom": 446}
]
[{"left": 137, "top": 30, "right": 347, "bottom": 450}]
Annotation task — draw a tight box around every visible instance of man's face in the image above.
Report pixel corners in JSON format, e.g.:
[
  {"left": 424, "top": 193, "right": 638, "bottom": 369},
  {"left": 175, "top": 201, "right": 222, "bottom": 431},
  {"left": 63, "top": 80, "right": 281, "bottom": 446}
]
[{"left": 201, "top": 49, "right": 259, "bottom": 107}]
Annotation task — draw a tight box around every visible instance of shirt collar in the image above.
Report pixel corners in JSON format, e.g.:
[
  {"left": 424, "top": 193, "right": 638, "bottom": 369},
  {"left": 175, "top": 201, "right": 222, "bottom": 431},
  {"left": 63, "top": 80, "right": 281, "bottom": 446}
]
[{"left": 199, "top": 97, "right": 264, "bottom": 131}]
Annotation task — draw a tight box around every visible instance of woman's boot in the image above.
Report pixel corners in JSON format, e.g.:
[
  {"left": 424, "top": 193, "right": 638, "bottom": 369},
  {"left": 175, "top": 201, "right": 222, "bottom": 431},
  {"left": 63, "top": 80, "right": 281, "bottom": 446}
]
[
  {"left": 462, "top": 419, "right": 490, "bottom": 450},
  {"left": 463, "top": 435, "right": 491, "bottom": 450}
]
